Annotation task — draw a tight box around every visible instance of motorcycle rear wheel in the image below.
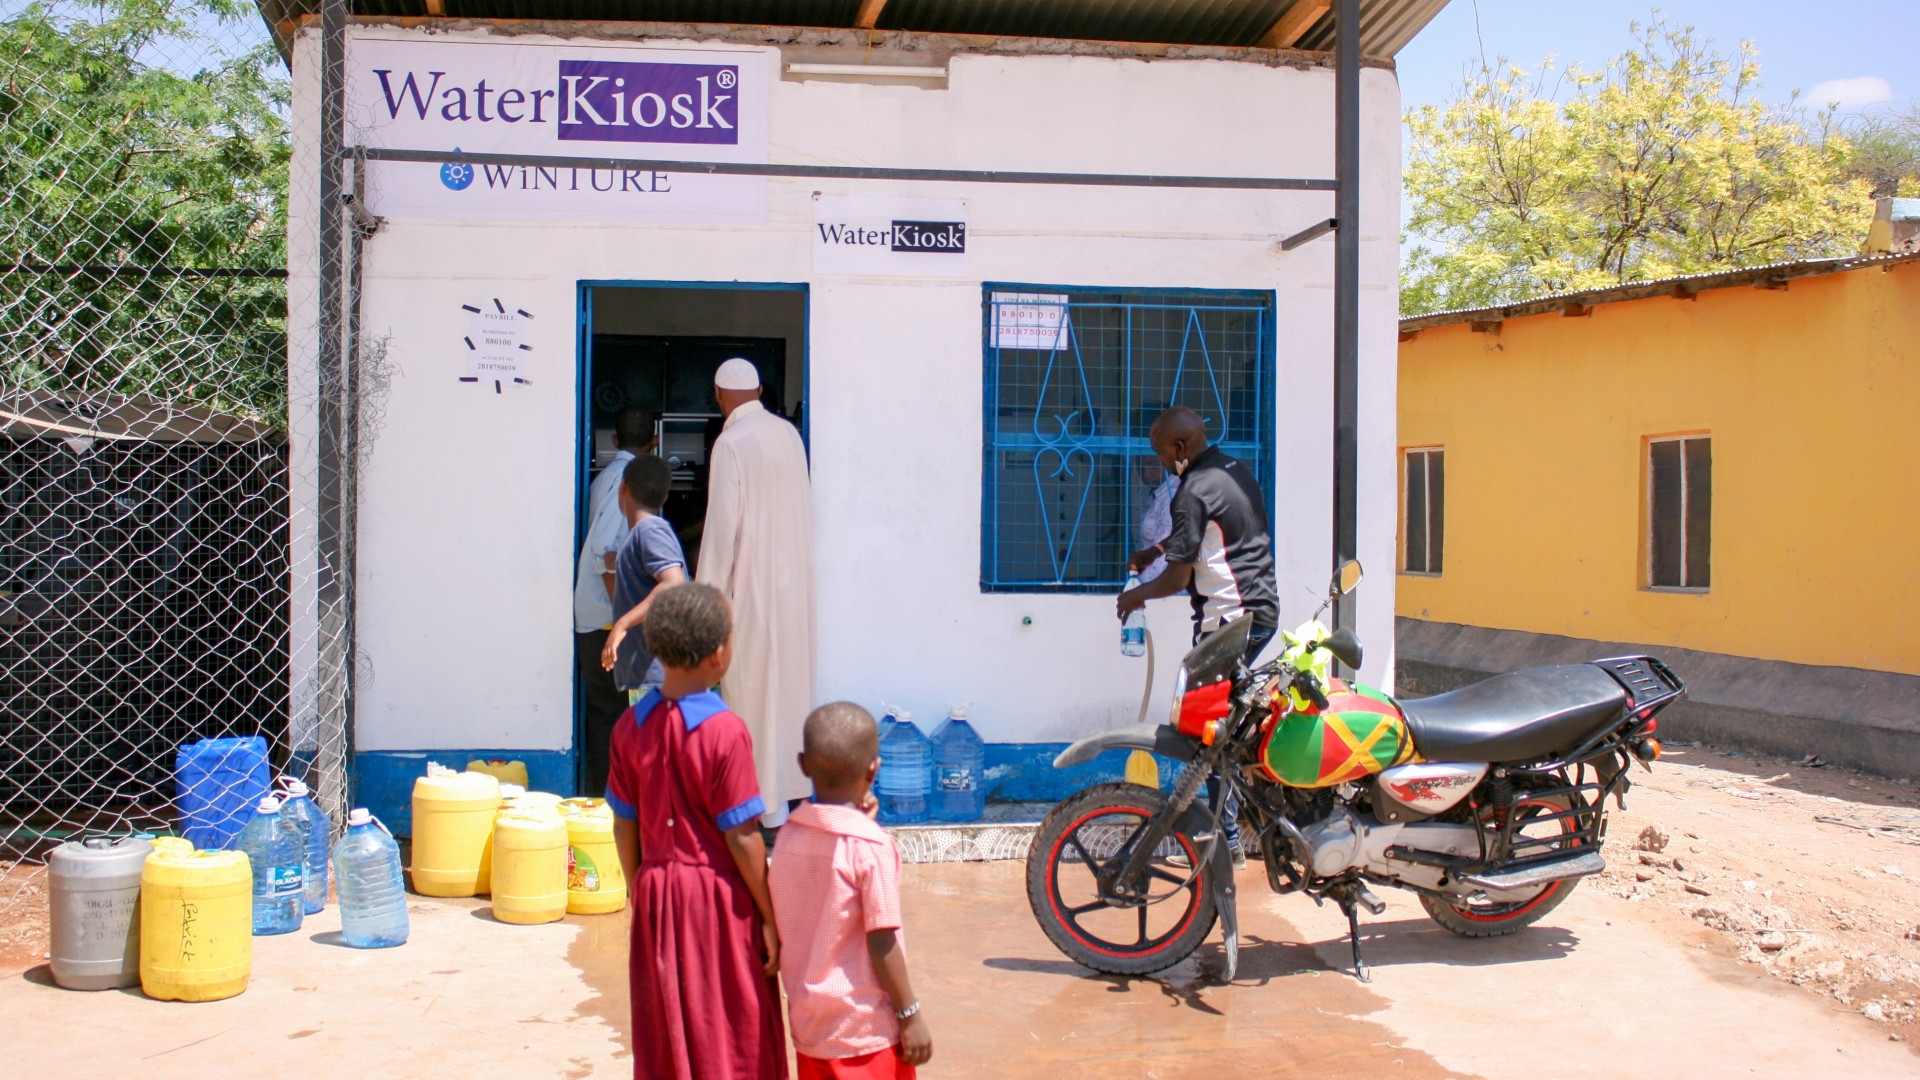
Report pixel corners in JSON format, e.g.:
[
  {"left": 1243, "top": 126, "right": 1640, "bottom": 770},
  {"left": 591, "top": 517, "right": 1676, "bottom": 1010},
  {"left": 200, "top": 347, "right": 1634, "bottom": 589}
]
[
  {"left": 1421, "top": 795, "right": 1582, "bottom": 937},
  {"left": 1026, "top": 782, "right": 1218, "bottom": 975}
]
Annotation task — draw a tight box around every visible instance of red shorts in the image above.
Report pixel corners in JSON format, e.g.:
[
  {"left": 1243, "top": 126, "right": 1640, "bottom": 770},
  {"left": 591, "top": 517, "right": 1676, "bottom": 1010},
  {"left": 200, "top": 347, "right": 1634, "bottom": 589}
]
[{"left": 797, "top": 1045, "right": 917, "bottom": 1080}]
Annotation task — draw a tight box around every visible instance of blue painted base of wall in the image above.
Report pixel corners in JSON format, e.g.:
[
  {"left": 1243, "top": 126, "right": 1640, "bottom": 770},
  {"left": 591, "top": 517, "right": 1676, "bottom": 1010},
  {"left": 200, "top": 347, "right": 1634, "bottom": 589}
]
[
  {"left": 982, "top": 743, "right": 1179, "bottom": 801},
  {"left": 355, "top": 743, "right": 1169, "bottom": 836},
  {"left": 355, "top": 750, "right": 573, "bottom": 836}
]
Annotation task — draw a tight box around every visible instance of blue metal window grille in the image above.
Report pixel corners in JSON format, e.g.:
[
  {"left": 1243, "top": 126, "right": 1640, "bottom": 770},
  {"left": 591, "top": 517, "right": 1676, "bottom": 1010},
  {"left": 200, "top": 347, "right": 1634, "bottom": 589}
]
[{"left": 982, "top": 286, "right": 1275, "bottom": 592}]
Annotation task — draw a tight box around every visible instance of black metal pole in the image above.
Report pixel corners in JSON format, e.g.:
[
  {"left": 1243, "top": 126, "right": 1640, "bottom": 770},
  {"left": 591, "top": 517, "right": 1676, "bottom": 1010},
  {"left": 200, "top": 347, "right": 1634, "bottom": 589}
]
[
  {"left": 317, "top": 0, "right": 345, "bottom": 609},
  {"left": 1332, "top": 0, "right": 1361, "bottom": 636}
]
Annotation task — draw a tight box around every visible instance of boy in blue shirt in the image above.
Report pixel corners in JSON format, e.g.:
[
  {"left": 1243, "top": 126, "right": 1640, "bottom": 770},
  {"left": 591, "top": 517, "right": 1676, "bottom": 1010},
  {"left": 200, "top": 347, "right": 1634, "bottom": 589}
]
[{"left": 600, "top": 453, "right": 688, "bottom": 712}]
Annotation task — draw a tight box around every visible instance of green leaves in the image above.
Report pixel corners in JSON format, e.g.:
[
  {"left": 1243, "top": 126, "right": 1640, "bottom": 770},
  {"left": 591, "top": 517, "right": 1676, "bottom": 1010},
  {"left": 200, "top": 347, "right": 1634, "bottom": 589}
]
[
  {"left": 0, "top": 0, "right": 289, "bottom": 426},
  {"left": 1402, "top": 14, "right": 1877, "bottom": 316}
]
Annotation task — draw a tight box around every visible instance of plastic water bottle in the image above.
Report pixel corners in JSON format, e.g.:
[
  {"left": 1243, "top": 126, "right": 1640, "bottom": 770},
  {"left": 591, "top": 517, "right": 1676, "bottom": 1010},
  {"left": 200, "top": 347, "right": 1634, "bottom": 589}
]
[
  {"left": 1122, "top": 572, "right": 1147, "bottom": 657},
  {"left": 332, "top": 808, "right": 409, "bottom": 949},
  {"left": 930, "top": 704, "right": 987, "bottom": 823},
  {"left": 876, "top": 709, "right": 931, "bottom": 825},
  {"left": 234, "top": 796, "right": 303, "bottom": 936},
  {"left": 275, "top": 776, "right": 329, "bottom": 915}
]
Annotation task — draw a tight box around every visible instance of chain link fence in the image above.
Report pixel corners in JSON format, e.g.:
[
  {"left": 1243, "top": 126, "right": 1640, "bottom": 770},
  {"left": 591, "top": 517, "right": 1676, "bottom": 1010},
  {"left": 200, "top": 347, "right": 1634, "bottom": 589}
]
[{"left": 0, "top": 0, "right": 356, "bottom": 912}]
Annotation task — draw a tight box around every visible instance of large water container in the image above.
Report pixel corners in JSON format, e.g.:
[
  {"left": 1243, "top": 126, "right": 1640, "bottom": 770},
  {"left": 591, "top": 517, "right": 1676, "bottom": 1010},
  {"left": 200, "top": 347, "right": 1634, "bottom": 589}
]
[
  {"left": 275, "top": 776, "right": 329, "bottom": 915},
  {"left": 140, "top": 846, "right": 251, "bottom": 1002},
  {"left": 234, "top": 796, "right": 303, "bottom": 935},
  {"left": 333, "top": 809, "right": 409, "bottom": 949},
  {"left": 490, "top": 807, "right": 568, "bottom": 925},
  {"left": 931, "top": 705, "right": 988, "bottom": 822},
  {"left": 412, "top": 767, "right": 502, "bottom": 898},
  {"left": 876, "top": 709, "right": 931, "bottom": 825},
  {"left": 559, "top": 798, "right": 626, "bottom": 915},
  {"left": 48, "top": 835, "right": 151, "bottom": 990},
  {"left": 174, "top": 735, "right": 270, "bottom": 850}
]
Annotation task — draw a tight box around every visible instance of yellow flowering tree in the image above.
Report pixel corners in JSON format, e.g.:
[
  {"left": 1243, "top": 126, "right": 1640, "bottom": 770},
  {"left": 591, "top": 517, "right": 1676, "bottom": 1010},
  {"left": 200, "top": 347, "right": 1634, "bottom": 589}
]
[{"left": 1402, "top": 16, "right": 1876, "bottom": 316}]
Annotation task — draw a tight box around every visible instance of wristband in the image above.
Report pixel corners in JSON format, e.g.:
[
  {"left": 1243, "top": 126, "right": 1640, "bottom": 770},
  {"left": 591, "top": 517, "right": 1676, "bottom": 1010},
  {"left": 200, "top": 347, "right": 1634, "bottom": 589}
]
[{"left": 894, "top": 1000, "right": 921, "bottom": 1021}]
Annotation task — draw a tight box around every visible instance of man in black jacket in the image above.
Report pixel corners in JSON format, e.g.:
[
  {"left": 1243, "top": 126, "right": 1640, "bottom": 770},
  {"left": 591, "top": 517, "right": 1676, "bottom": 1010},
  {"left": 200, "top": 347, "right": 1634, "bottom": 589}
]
[{"left": 1118, "top": 405, "right": 1279, "bottom": 866}]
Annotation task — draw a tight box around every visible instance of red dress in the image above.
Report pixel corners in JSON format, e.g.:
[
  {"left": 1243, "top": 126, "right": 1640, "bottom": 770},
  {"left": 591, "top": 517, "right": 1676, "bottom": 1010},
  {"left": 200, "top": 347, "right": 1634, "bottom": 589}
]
[{"left": 606, "top": 689, "right": 787, "bottom": 1080}]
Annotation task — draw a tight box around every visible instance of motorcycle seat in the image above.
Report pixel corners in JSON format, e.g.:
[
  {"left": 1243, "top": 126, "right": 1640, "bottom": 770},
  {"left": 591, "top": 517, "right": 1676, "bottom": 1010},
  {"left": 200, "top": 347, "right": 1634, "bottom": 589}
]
[{"left": 1399, "top": 664, "right": 1627, "bottom": 764}]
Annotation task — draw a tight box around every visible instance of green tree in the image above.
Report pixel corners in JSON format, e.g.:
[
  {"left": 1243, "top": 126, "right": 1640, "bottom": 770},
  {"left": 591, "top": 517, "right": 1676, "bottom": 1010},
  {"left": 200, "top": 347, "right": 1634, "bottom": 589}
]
[
  {"left": 0, "top": 0, "right": 289, "bottom": 424},
  {"left": 1402, "top": 16, "right": 1876, "bottom": 316},
  {"left": 1840, "top": 104, "right": 1920, "bottom": 199}
]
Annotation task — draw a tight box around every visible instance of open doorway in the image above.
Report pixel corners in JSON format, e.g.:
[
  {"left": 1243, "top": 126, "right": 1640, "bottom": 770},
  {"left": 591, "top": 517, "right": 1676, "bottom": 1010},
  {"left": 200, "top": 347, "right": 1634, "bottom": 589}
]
[{"left": 574, "top": 282, "right": 807, "bottom": 790}]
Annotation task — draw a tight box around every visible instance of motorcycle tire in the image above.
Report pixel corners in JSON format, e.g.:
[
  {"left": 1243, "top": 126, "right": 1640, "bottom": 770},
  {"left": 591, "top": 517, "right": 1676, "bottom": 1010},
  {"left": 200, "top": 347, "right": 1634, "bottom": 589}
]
[
  {"left": 1026, "top": 782, "right": 1218, "bottom": 976},
  {"left": 1419, "top": 877, "right": 1579, "bottom": 938}
]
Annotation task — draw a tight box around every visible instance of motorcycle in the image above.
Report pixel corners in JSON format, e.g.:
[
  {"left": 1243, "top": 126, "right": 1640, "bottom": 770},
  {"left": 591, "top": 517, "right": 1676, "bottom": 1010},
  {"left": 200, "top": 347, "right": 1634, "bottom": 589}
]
[{"left": 1026, "top": 560, "right": 1684, "bottom": 982}]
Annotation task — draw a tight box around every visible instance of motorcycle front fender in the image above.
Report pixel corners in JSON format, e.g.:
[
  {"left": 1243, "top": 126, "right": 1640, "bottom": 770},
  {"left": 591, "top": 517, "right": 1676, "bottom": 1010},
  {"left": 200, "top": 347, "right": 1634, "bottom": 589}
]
[{"left": 1052, "top": 723, "right": 1199, "bottom": 769}]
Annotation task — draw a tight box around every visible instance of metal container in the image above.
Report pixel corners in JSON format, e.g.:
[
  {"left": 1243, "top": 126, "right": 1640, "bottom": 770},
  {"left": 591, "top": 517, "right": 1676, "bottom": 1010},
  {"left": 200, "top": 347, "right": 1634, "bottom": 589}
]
[{"left": 48, "top": 835, "right": 153, "bottom": 990}]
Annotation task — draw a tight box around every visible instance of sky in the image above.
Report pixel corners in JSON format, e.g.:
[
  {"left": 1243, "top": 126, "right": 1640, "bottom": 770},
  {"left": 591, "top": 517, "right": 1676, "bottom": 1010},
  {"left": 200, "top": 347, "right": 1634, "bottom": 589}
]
[{"left": 1395, "top": 0, "right": 1915, "bottom": 117}]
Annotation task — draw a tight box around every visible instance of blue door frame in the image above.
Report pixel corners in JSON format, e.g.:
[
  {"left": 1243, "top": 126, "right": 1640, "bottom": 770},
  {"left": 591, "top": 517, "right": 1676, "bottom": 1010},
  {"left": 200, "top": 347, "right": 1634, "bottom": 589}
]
[{"left": 572, "top": 281, "right": 810, "bottom": 793}]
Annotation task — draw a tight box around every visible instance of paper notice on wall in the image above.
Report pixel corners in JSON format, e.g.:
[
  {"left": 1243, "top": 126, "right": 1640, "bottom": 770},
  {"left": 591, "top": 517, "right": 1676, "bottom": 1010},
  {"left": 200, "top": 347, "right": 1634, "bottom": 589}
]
[
  {"left": 465, "top": 303, "right": 530, "bottom": 380},
  {"left": 991, "top": 292, "right": 1071, "bottom": 351}
]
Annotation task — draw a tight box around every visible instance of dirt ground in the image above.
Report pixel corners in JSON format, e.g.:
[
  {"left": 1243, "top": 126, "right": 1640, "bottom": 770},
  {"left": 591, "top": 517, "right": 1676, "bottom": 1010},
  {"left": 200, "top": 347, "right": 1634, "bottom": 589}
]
[
  {"left": 2, "top": 749, "right": 1917, "bottom": 1077},
  {"left": 1588, "top": 741, "right": 1920, "bottom": 1040}
]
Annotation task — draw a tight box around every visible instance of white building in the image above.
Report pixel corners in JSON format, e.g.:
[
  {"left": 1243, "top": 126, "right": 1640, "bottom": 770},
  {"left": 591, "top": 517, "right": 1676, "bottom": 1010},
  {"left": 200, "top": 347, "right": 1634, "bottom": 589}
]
[{"left": 283, "top": 3, "right": 1442, "bottom": 826}]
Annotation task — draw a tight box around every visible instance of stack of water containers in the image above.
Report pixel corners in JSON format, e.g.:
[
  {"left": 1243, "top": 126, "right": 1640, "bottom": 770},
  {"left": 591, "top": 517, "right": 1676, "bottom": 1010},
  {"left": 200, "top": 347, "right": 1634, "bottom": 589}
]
[{"left": 877, "top": 703, "right": 987, "bottom": 824}]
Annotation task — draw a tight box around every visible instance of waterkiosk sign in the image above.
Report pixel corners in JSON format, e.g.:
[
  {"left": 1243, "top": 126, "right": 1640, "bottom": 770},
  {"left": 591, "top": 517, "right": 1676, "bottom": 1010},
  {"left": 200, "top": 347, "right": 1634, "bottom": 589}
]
[
  {"left": 812, "top": 195, "right": 970, "bottom": 276},
  {"left": 346, "top": 36, "right": 770, "bottom": 222}
]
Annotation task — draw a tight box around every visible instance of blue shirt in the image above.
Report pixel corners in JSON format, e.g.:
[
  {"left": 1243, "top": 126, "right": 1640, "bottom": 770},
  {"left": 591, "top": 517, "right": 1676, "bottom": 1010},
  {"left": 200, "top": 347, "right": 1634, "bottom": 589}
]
[
  {"left": 612, "top": 513, "right": 687, "bottom": 690},
  {"left": 572, "top": 450, "right": 635, "bottom": 632}
]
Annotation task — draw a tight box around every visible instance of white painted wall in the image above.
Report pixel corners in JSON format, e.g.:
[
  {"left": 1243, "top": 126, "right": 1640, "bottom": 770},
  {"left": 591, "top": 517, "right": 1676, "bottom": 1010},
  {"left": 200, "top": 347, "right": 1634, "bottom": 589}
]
[{"left": 290, "top": 25, "right": 1402, "bottom": 753}]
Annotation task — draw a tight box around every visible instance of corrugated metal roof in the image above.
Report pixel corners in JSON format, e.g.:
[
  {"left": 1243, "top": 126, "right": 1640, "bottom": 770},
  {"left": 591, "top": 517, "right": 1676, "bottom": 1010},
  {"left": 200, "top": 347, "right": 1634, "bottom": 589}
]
[
  {"left": 1399, "top": 251, "right": 1920, "bottom": 333},
  {"left": 258, "top": 0, "right": 1446, "bottom": 58}
]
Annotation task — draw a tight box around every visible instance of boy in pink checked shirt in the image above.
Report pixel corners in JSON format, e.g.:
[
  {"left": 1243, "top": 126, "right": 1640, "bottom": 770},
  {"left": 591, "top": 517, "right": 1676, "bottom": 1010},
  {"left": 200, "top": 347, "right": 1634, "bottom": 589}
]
[{"left": 769, "top": 702, "right": 934, "bottom": 1079}]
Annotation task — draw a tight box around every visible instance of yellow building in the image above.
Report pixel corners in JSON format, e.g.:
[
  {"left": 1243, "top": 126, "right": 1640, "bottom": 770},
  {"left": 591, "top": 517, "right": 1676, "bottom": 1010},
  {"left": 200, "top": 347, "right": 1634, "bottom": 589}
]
[{"left": 1395, "top": 228, "right": 1920, "bottom": 774}]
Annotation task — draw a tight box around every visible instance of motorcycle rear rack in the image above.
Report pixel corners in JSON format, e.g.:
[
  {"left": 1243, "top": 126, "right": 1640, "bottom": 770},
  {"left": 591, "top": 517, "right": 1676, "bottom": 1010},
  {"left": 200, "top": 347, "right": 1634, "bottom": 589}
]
[{"left": 1591, "top": 655, "right": 1687, "bottom": 717}]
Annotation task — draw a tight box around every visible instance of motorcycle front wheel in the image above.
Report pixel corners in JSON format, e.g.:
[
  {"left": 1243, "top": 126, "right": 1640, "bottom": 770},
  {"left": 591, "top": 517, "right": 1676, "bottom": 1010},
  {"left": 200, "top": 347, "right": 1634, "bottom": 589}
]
[{"left": 1026, "top": 782, "right": 1219, "bottom": 975}]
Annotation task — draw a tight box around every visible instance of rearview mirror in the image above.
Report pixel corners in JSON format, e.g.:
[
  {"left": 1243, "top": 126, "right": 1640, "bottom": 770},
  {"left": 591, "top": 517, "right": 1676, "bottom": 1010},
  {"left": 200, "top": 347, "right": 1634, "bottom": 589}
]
[{"left": 1334, "top": 559, "right": 1364, "bottom": 596}]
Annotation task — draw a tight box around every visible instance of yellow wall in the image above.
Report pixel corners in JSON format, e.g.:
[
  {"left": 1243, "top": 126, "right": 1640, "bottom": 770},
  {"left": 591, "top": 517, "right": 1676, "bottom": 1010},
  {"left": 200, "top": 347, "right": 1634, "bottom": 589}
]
[{"left": 1397, "top": 260, "right": 1920, "bottom": 676}]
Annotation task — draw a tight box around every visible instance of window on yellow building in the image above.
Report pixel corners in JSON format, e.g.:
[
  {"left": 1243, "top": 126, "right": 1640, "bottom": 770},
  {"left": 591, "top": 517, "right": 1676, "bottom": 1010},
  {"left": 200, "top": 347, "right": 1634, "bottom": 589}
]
[
  {"left": 1649, "top": 435, "right": 1711, "bottom": 589},
  {"left": 1403, "top": 447, "right": 1444, "bottom": 575}
]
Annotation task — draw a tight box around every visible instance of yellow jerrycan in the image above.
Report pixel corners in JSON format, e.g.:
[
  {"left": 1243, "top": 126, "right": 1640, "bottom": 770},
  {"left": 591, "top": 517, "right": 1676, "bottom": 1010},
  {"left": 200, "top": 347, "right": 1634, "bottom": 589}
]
[
  {"left": 139, "top": 847, "right": 252, "bottom": 1002},
  {"left": 559, "top": 798, "right": 626, "bottom": 915},
  {"left": 466, "top": 758, "right": 529, "bottom": 788},
  {"left": 411, "top": 767, "right": 502, "bottom": 898},
  {"left": 490, "top": 808, "right": 569, "bottom": 925}
]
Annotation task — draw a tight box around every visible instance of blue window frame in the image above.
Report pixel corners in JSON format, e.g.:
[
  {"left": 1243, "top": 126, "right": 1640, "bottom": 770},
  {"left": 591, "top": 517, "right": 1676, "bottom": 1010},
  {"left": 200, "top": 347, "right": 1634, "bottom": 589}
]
[{"left": 981, "top": 285, "right": 1275, "bottom": 592}]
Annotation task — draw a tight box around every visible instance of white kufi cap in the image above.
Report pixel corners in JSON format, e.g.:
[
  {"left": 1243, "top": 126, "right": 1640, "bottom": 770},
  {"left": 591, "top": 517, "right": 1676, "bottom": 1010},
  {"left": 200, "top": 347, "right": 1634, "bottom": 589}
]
[{"left": 714, "top": 357, "right": 761, "bottom": 391}]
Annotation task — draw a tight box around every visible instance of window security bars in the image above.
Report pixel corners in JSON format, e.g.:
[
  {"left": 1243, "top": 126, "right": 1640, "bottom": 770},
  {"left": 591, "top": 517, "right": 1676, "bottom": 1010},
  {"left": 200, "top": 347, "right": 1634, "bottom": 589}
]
[
  {"left": 1649, "top": 436, "right": 1711, "bottom": 589},
  {"left": 981, "top": 288, "right": 1275, "bottom": 592},
  {"left": 1403, "top": 447, "right": 1444, "bottom": 575}
]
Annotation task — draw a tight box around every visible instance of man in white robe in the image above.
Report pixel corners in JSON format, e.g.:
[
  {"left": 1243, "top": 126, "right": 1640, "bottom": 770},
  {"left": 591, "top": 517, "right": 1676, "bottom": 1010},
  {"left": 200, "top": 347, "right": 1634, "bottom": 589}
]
[{"left": 697, "top": 358, "right": 814, "bottom": 826}]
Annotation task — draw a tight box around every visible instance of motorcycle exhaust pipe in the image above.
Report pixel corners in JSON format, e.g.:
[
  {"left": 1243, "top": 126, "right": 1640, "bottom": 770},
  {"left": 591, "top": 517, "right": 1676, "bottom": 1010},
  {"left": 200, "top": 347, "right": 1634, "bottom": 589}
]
[{"left": 1460, "top": 850, "right": 1606, "bottom": 893}]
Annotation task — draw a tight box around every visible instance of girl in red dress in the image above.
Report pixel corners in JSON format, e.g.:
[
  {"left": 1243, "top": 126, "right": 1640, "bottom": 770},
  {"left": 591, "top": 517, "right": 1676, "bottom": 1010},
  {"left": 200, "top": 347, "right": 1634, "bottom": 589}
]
[{"left": 607, "top": 582, "right": 786, "bottom": 1079}]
